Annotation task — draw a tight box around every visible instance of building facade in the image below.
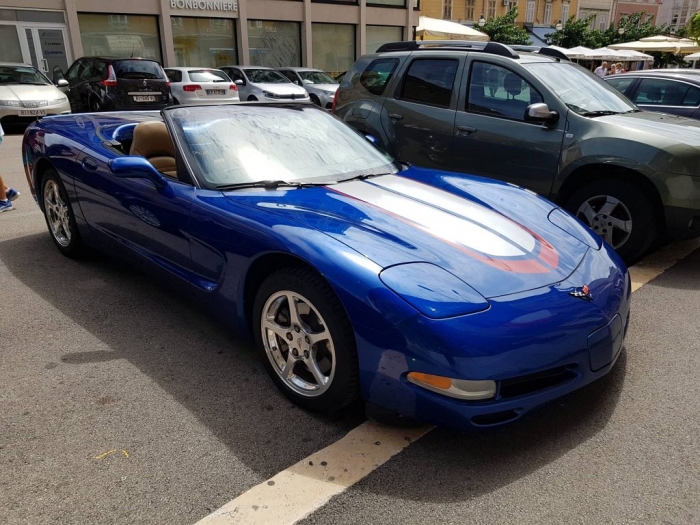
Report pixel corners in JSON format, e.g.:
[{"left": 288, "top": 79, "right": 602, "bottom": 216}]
[
  {"left": 577, "top": 0, "right": 613, "bottom": 30},
  {"left": 0, "top": 0, "right": 419, "bottom": 78},
  {"left": 656, "top": 0, "right": 699, "bottom": 29},
  {"left": 612, "top": 0, "right": 661, "bottom": 25},
  {"left": 422, "top": 0, "right": 579, "bottom": 30}
]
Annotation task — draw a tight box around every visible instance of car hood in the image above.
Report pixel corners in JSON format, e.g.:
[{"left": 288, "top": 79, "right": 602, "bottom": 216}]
[
  {"left": 225, "top": 171, "right": 590, "bottom": 298},
  {"left": 252, "top": 83, "right": 307, "bottom": 95},
  {"left": 597, "top": 111, "right": 700, "bottom": 147},
  {"left": 0, "top": 84, "right": 63, "bottom": 101}
]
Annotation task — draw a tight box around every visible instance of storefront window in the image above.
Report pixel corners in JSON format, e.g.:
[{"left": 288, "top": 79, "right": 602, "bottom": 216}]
[
  {"left": 367, "top": 0, "right": 406, "bottom": 5},
  {"left": 78, "top": 13, "right": 162, "bottom": 62},
  {"left": 0, "top": 25, "right": 23, "bottom": 63},
  {"left": 367, "top": 25, "right": 403, "bottom": 54},
  {"left": 312, "top": 23, "right": 355, "bottom": 77},
  {"left": 172, "top": 17, "right": 236, "bottom": 68},
  {"left": 248, "top": 20, "right": 301, "bottom": 68}
]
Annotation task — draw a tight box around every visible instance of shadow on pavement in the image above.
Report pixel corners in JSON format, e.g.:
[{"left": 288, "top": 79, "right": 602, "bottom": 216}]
[{"left": 0, "top": 232, "right": 364, "bottom": 480}]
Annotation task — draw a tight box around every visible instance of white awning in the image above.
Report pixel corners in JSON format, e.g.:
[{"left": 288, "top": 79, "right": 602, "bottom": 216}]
[{"left": 415, "top": 17, "right": 489, "bottom": 42}]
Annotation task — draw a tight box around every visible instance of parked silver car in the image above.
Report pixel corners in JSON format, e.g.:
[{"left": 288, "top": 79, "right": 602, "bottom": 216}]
[
  {"left": 164, "top": 67, "right": 239, "bottom": 105},
  {"left": 276, "top": 67, "right": 339, "bottom": 108},
  {"left": 219, "top": 66, "right": 309, "bottom": 102},
  {"left": 0, "top": 62, "right": 70, "bottom": 127}
]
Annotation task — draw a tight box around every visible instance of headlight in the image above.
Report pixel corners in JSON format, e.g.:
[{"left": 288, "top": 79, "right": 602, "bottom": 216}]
[
  {"left": 322, "top": 90, "right": 336, "bottom": 96},
  {"left": 48, "top": 98, "right": 67, "bottom": 105},
  {"left": 548, "top": 207, "right": 602, "bottom": 250},
  {"left": 380, "top": 262, "right": 488, "bottom": 319},
  {"left": 0, "top": 100, "right": 21, "bottom": 107},
  {"left": 262, "top": 91, "right": 279, "bottom": 99}
]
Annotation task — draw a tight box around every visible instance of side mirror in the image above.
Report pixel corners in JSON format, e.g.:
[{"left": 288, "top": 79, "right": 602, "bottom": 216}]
[
  {"left": 365, "top": 134, "right": 379, "bottom": 145},
  {"left": 525, "top": 103, "right": 559, "bottom": 125},
  {"left": 109, "top": 156, "right": 168, "bottom": 189},
  {"left": 234, "top": 79, "right": 244, "bottom": 85},
  {"left": 56, "top": 79, "right": 69, "bottom": 87}
]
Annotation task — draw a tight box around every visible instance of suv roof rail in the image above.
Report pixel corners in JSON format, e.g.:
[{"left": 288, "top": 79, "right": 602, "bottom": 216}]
[
  {"left": 376, "top": 40, "right": 520, "bottom": 59},
  {"left": 509, "top": 44, "right": 570, "bottom": 61}
]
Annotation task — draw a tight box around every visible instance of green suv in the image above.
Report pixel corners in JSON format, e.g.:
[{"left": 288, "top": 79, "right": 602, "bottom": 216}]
[{"left": 333, "top": 41, "right": 700, "bottom": 262}]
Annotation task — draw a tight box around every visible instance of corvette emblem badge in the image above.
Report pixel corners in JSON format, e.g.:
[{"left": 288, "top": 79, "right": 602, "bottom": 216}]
[{"left": 570, "top": 284, "right": 593, "bottom": 301}]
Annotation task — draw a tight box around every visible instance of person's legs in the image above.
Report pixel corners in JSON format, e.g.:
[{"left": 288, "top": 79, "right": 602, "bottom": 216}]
[
  {"left": 0, "top": 174, "right": 7, "bottom": 201},
  {"left": 0, "top": 174, "right": 16, "bottom": 212}
]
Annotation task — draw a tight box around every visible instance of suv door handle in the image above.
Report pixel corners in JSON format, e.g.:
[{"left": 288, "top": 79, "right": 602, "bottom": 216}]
[
  {"left": 456, "top": 125, "right": 477, "bottom": 135},
  {"left": 388, "top": 113, "right": 403, "bottom": 120}
]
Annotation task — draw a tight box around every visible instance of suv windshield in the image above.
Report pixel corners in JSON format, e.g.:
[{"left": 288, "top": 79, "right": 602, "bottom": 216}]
[
  {"left": 167, "top": 105, "right": 397, "bottom": 186},
  {"left": 113, "top": 60, "right": 165, "bottom": 80},
  {"left": 523, "top": 61, "right": 637, "bottom": 116},
  {"left": 299, "top": 71, "right": 338, "bottom": 85},
  {"left": 244, "top": 69, "right": 290, "bottom": 84},
  {"left": 0, "top": 65, "right": 51, "bottom": 86}
]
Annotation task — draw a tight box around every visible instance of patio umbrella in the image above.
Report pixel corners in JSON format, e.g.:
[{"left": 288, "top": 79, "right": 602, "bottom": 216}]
[
  {"left": 684, "top": 51, "right": 700, "bottom": 61},
  {"left": 565, "top": 46, "right": 598, "bottom": 59},
  {"left": 609, "top": 36, "right": 700, "bottom": 54}
]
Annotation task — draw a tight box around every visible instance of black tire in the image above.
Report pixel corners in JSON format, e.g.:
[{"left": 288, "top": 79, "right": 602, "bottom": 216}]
[
  {"left": 565, "top": 178, "right": 657, "bottom": 264},
  {"left": 310, "top": 94, "right": 321, "bottom": 107},
  {"left": 252, "top": 267, "right": 360, "bottom": 413},
  {"left": 247, "top": 95, "right": 258, "bottom": 101},
  {"left": 41, "top": 169, "right": 85, "bottom": 258}
]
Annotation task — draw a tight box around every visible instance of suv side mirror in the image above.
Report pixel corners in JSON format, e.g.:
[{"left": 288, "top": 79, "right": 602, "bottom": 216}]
[{"left": 525, "top": 103, "right": 559, "bottom": 125}]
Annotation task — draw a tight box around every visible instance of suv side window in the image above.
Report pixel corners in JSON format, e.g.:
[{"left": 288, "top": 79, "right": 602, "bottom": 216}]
[
  {"left": 633, "top": 77, "right": 700, "bottom": 107},
  {"left": 399, "top": 58, "right": 458, "bottom": 108},
  {"left": 360, "top": 58, "right": 399, "bottom": 96},
  {"left": 467, "top": 62, "right": 542, "bottom": 121},
  {"left": 93, "top": 60, "right": 107, "bottom": 79},
  {"left": 65, "top": 59, "right": 84, "bottom": 82}
]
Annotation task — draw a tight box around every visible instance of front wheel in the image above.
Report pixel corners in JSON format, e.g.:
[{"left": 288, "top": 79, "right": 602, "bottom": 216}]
[
  {"left": 41, "top": 169, "right": 85, "bottom": 257},
  {"left": 565, "top": 178, "right": 657, "bottom": 264},
  {"left": 247, "top": 95, "right": 258, "bottom": 101},
  {"left": 253, "top": 267, "right": 360, "bottom": 413}
]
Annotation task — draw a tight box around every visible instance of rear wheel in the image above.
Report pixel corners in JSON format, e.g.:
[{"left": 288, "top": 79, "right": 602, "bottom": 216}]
[
  {"left": 310, "top": 94, "right": 321, "bottom": 107},
  {"left": 252, "top": 267, "right": 360, "bottom": 413},
  {"left": 41, "top": 169, "right": 85, "bottom": 257},
  {"left": 247, "top": 95, "right": 258, "bottom": 101},
  {"left": 565, "top": 178, "right": 657, "bottom": 264}
]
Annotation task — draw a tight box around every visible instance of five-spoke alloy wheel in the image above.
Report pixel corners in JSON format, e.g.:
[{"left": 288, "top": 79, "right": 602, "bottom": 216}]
[
  {"left": 41, "top": 169, "right": 84, "bottom": 256},
  {"left": 253, "top": 267, "right": 359, "bottom": 412}
]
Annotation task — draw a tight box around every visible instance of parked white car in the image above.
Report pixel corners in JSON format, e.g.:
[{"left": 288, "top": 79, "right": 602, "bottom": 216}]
[
  {"left": 219, "top": 66, "right": 309, "bottom": 102},
  {"left": 277, "top": 67, "right": 339, "bottom": 109},
  {"left": 164, "top": 67, "right": 240, "bottom": 105},
  {"left": 0, "top": 63, "right": 70, "bottom": 127}
]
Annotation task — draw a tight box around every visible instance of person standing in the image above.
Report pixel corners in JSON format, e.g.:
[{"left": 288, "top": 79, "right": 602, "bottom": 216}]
[
  {"left": 594, "top": 61, "right": 609, "bottom": 78},
  {"left": 0, "top": 123, "right": 21, "bottom": 213}
]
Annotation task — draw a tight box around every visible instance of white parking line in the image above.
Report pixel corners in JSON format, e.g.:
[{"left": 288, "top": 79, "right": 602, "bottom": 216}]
[{"left": 194, "top": 238, "right": 700, "bottom": 525}]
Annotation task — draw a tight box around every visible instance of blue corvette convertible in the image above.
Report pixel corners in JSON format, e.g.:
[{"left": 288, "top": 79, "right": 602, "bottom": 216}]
[{"left": 22, "top": 103, "right": 630, "bottom": 429}]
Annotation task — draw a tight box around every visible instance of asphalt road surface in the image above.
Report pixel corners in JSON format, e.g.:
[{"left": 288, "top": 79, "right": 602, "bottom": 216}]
[{"left": 1, "top": 131, "right": 699, "bottom": 525}]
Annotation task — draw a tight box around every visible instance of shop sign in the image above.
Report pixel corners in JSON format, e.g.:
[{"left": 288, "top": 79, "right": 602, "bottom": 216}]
[{"left": 170, "top": 0, "right": 238, "bottom": 11}]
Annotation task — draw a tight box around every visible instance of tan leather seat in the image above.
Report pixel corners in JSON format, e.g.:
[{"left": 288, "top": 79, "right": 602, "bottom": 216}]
[{"left": 129, "top": 121, "right": 177, "bottom": 178}]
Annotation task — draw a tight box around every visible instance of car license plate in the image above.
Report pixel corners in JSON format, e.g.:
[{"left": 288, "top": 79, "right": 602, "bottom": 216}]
[
  {"left": 19, "top": 109, "right": 47, "bottom": 116},
  {"left": 206, "top": 89, "right": 226, "bottom": 96},
  {"left": 133, "top": 95, "right": 157, "bottom": 103}
]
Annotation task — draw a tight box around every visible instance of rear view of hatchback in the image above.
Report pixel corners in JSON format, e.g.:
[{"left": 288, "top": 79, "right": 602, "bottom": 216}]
[
  {"left": 165, "top": 67, "right": 239, "bottom": 105},
  {"left": 58, "top": 57, "right": 172, "bottom": 113}
]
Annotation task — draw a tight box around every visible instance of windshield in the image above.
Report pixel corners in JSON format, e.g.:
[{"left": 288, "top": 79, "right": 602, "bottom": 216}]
[
  {"left": 188, "top": 69, "right": 229, "bottom": 83},
  {"left": 523, "top": 61, "right": 637, "bottom": 115},
  {"left": 244, "top": 69, "right": 290, "bottom": 84},
  {"left": 299, "top": 71, "right": 338, "bottom": 85},
  {"left": 166, "top": 105, "right": 397, "bottom": 186},
  {"left": 113, "top": 60, "right": 165, "bottom": 80},
  {"left": 0, "top": 65, "right": 51, "bottom": 86}
]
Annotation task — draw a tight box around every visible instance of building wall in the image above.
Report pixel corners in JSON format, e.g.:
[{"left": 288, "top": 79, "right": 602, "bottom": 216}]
[
  {"left": 420, "top": 0, "right": 579, "bottom": 27},
  {"left": 613, "top": 0, "right": 661, "bottom": 25},
  {"left": 0, "top": 0, "right": 419, "bottom": 74},
  {"left": 656, "top": 0, "right": 699, "bottom": 28}
]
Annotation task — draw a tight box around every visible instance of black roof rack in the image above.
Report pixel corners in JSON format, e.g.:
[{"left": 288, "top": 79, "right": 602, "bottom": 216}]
[
  {"left": 509, "top": 45, "right": 570, "bottom": 61},
  {"left": 376, "top": 40, "right": 519, "bottom": 59}
]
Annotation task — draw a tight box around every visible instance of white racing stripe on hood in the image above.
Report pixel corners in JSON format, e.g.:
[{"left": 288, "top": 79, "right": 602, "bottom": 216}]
[{"left": 336, "top": 177, "right": 534, "bottom": 258}]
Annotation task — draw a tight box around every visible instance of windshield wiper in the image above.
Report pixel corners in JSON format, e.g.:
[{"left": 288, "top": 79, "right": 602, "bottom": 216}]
[
  {"left": 581, "top": 110, "right": 623, "bottom": 117},
  {"left": 338, "top": 172, "right": 393, "bottom": 183},
  {"left": 216, "top": 180, "right": 328, "bottom": 191}
]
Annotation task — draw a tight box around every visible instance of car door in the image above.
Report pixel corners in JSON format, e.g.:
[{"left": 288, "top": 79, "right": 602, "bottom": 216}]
[
  {"left": 279, "top": 69, "right": 302, "bottom": 86},
  {"left": 64, "top": 58, "right": 88, "bottom": 112},
  {"left": 379, "top": 56, "right": 463, "bottom": 169},
  {"left": 73, "top": 139, "right": 195, "bottom": 278},
  {"left": 451, "top": 59, "right": 565, "bottom": 197},
  {"left": 223, "top": 67, "right": 249, "bottom": 99},
  {"left": 627, "top": 77, "right": 700, "bottom": 118}
]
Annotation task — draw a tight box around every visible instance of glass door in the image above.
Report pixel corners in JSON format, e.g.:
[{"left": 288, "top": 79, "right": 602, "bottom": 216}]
[
  {"left": 20, "top": 25, "right": 71, "bottom": 78},
  {"left": 0, "top": 24, "right": 24, "bottom": 63}
]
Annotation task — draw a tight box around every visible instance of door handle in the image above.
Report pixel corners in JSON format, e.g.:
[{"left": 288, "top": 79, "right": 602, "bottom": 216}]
[
  {"left": 388, "top": 113, "right": 404, "bottom": 120},
  {"left": 81, "top": 158, "right": 98, "bottom": 172},
  {"left": 456, "top": 125, "right": 477, "bottom": 135},
  {"left": 41, "top": 59, "right": 49, "bottom": 73}
]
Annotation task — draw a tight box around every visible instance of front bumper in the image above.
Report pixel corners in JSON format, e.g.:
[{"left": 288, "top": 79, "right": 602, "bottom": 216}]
[
  {"left": 0, "top": 101, "right": 71, "bottom": 125},
  {"left": 361, "top": 244, "right": 631, "bottom": 429}
]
